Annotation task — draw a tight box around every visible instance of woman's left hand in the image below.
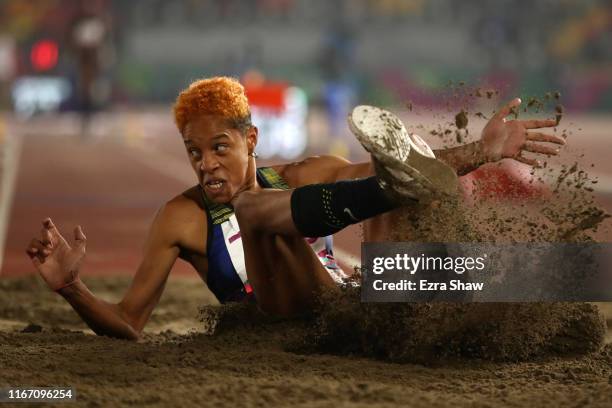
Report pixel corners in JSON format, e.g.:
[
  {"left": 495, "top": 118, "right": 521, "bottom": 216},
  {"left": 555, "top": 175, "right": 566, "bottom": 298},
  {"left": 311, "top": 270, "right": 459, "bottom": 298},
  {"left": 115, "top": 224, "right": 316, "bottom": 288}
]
[{"left": 480, "top": 98, "right": 566, "bottom": 167}]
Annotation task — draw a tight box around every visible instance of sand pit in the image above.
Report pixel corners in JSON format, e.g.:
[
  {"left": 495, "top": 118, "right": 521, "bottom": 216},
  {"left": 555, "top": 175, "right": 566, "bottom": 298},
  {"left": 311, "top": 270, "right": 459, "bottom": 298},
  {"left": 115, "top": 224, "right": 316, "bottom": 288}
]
[
  {"left": 3, "top": 93, "right": 611, "bottom": 406},
  {"left": 1, "top": 276, "right": 611, "bottom": 407},
  {"left": 308, "top": 287, "right": 607, "bottom": 364}
]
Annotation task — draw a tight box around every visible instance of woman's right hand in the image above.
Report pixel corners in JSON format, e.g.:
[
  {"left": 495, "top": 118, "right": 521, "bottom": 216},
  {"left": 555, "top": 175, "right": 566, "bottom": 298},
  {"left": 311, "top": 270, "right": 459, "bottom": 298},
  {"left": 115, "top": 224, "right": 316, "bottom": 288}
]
[{"left": 25, "top": 218, "right": 87, "bottom": 292}]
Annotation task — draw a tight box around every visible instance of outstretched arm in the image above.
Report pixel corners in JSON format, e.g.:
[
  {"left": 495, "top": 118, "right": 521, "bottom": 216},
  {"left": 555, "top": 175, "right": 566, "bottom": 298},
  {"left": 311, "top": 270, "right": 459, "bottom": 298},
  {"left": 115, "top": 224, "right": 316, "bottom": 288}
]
[
  {"left": 26, "top": 204, "right": 183, "bottom": 340},
  {"left": 275, "top": 155, "right": 373, "bottom": 186},
  {"left": 434, "top": 98, "right": 566, "bottom": 175},
  {"left": 433, "top": 141, "right": 485, "bottom": 176},
  {"left": 284, "top": 98, "right": 566, "bottom": 184}
]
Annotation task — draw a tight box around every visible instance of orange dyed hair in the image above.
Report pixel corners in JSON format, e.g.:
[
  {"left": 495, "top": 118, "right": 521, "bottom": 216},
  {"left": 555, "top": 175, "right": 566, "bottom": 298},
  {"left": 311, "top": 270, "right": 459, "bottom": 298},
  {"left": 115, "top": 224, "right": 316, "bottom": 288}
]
[{"left": 173, "top": 76, "right": 251, "bottom": 134}]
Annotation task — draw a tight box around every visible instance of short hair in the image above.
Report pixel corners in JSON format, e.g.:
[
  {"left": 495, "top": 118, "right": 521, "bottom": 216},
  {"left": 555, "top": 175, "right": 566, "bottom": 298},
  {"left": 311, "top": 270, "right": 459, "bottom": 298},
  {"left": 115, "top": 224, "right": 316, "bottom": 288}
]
[{"left": 173, "top": 76, "right": 252, "bottom": 135}]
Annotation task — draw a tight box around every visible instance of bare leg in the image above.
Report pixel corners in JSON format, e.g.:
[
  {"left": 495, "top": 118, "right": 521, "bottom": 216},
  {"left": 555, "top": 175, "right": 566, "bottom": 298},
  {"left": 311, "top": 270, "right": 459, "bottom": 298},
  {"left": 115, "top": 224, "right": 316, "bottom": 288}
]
[
  {"left": 233, "top": 189, "right": 337, "bottom": 316},
  {"left": 230, "top": 172, "right": 419, "bottom": 314}
]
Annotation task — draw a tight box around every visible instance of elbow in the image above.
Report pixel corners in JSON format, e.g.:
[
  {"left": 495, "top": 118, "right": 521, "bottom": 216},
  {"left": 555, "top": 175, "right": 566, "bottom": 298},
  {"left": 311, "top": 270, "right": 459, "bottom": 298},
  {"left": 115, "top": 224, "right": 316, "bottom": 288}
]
[
  {"left": 126, "top": 331, "right": 141, "bottom": 341},
  {"left": 123, "top": 320, "right": 144, "bottom": 341},
  {"left": 93, "top": 325, "right": 141, "bottom": 341},
  {"left": 93, "top": 306, "right": 143, "bottom": 341},
  {"left": 233, "top": 191, "right": 266, "bottom": 229},
  {"left": 114, "top": 303, "right": 146, "bottom": 341},
  {"left": 122, "top": 325, "right": 142, "bottom": 341}
]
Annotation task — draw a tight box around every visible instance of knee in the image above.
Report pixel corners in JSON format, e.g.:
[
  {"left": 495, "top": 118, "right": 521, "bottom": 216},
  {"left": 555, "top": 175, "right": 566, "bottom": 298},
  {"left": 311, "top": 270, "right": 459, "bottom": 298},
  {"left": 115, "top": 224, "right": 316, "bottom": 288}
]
[
  {"left": 257, "top": 295, "right": 311, "bottom": 318},
  {"left": 232, "top": 191, "right": 263, "bottom": 228}
]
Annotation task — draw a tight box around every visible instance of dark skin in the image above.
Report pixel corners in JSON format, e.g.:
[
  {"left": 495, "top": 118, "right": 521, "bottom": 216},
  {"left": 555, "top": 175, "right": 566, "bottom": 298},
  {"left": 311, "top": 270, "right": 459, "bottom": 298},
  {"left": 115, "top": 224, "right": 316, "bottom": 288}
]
[{"left": 26, "top": 98, "right": 564, "bottom": 339}]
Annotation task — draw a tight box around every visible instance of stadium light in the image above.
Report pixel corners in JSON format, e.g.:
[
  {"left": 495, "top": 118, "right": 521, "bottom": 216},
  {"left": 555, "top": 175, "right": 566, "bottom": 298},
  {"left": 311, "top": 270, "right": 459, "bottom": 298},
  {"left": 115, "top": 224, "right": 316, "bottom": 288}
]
[{"left": 30, "top": 39, "right": 59, "bottom": 72}]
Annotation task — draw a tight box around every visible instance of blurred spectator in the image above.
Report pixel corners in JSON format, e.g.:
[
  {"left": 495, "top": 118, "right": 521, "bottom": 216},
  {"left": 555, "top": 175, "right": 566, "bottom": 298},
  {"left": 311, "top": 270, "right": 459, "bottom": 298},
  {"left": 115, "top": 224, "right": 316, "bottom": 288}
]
[
  {"left": 319, "top": 17, "right": 358, "bottom": 156},
  {"left": 68, "top": 0, "right": 114, "bottom": 137}
]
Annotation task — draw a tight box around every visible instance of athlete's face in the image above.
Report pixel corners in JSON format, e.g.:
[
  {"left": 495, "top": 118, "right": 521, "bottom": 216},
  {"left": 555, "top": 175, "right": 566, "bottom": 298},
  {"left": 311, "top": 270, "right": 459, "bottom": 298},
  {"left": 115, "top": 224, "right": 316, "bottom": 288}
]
[{"left": 183, "top": 114, "right": 258, "bottom": 203}]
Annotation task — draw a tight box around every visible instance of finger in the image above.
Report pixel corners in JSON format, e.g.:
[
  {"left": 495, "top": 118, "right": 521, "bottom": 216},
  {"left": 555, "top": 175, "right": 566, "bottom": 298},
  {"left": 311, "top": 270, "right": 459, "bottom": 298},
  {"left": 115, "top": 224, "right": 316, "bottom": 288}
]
[
  {"left": 41, "top": 227, "right": 54, "bottom": 247},
  {"left": 43, "top": 217, "right": 56, "bottom": 230},
  {"left": 522, "top": 142, "right": 560, "bottom": 156},
  {"left": 27, "top": 238, "right": 46, "bottom": 254},
  {"left": 43, "top": 217, "right": 68, "bottom": 246},
  {"left": 26, "top": 239, "right": 49, "bottom": 264},
  {"left": 493, "top": 98, "right": 522, "bottom": 120},
  {"left": 74, "top": 225, "right": 86, "bottom": 241},
  {"left": 525, "top": 132, "right": 566, "bottom": 145},
  {"left": 515, "top": 155, "right": 541, "bottom": 167},
  {"left": 74, "top": 226, "right": 87, "bottom": 251},
  {"left": 522, "top": 119, "right": 557, "bottom": 129},
  {"left": 28, "top": 252, "right": 42, "bottom": 267},
  {"left": 26, "top": 249, "right": 48, "bottom": 264},
  {"left": 43, "top": 218, "right": 62, "bottom": 239},
  {"left": 26, "top": 247, "right": 39, "bottom": 258}
]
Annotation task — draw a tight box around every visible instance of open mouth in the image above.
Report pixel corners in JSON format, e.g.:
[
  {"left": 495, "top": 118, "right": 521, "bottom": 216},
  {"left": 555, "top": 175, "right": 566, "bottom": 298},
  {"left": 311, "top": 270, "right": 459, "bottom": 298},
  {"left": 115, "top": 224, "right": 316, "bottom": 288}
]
[{"left": 204, "top": 179, "right": 225, "bottom": 192}]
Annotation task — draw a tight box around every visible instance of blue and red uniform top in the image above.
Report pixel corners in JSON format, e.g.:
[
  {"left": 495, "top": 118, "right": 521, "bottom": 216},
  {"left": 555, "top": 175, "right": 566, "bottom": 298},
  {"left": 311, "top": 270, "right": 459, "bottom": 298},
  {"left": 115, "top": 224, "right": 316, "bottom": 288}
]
[{"left": 201, "top": 167, "right": 345, "bottom": 303}]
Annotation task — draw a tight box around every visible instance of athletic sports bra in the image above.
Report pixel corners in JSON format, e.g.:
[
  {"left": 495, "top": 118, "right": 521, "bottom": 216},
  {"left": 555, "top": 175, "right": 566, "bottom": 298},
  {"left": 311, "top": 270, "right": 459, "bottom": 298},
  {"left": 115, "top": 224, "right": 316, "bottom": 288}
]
[{"left": 201, "top": 167, "right": 346, "bottom": 303}]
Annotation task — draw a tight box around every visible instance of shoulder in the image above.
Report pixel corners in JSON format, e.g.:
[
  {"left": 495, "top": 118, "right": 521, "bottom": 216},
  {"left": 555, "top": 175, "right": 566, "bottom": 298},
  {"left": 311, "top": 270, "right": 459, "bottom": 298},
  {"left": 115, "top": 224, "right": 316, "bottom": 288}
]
[
  {"left": 272, "top": 155, "right": 351, "bottom": 187},
  {"left": 151, "top": 186, "right": 208, "bottom": 247},
  {"left": 162, "top": 186, "right": 206, "bottom": 221}
]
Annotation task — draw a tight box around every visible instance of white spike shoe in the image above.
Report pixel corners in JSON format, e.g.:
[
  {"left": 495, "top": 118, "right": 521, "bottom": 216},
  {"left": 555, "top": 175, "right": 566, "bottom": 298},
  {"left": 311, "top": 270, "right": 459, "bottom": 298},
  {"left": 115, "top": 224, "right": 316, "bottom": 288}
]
[{"left": 348, "top": 105, "right": 458, "bottom": 203}]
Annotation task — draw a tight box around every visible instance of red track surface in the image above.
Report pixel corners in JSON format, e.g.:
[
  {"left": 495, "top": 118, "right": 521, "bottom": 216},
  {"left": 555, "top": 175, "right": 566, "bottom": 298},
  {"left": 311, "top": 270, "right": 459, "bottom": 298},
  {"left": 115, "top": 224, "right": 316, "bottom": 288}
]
[
  {"left": 1, "top": 112, "right": 363, "bottom": 278},
  {"left": 2, "top": 111, "right": 610, "bottom": 279}
]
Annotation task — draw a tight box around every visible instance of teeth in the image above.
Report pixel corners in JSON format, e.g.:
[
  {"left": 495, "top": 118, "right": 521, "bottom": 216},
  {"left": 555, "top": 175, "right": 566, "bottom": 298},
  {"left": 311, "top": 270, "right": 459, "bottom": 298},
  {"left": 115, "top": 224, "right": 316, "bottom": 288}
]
[{"left": 207, "top": 181, "right": 223, "bottom": 190}]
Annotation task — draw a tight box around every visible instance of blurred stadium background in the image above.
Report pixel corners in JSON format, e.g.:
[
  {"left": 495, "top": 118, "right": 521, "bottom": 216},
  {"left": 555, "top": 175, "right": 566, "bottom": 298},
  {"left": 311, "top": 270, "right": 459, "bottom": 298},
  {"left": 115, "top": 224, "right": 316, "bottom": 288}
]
[{"left": 0, "top": 0, "right": 611, "bottom": 279}]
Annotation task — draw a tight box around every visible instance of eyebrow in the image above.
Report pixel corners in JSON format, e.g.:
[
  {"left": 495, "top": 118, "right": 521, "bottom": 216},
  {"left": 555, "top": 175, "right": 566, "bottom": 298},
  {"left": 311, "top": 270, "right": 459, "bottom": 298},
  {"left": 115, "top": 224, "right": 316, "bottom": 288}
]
[
  {"left": 211, "top": 133, "right": 230, "bottom": 141},
  {"left": 183, "top": 132, "right": 231, "bottom": 145}
]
